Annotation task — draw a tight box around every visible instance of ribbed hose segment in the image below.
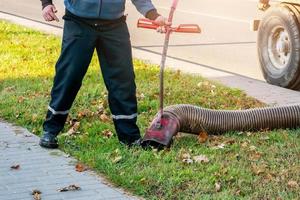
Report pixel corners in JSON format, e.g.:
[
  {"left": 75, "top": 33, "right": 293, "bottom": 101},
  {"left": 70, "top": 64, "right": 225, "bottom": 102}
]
[{"left": 163, "top": 104, "right": 300, "bottom": 134}]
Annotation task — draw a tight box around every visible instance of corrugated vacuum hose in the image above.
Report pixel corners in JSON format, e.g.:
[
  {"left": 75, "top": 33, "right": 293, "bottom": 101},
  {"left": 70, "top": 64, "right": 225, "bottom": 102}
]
[{"left": 142, "top": 104, "right": 300, "bottom": 148}]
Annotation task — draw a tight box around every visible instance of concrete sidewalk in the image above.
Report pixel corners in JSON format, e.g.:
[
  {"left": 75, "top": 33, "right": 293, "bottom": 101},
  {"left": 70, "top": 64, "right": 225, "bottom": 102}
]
[{"left": 0, "top": 121, "right": 139, "bottom": 200}]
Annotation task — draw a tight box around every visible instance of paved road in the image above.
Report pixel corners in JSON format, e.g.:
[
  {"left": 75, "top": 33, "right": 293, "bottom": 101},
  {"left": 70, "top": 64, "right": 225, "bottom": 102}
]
[{"left": 0, "top": 0, "right": 265, "bottom": 80}]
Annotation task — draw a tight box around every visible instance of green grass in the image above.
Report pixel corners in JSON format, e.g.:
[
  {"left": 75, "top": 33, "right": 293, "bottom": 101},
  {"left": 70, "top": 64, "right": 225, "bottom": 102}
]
[{"left": 1, "top": 20, "right": 300, "bottom": 200}]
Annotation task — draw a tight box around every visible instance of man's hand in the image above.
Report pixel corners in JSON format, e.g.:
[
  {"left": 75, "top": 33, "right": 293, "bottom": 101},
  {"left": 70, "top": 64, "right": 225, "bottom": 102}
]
[
  {"left": 42, "top": 5, "right": 59, "bottom": 22},
  {"left": 154, "top": 16, "right": 171, "bottom": 33}
]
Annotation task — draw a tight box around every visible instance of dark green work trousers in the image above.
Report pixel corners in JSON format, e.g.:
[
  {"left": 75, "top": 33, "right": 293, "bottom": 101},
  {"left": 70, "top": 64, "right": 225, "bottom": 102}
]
[{"left": 43, "top": 11, "right": 141, "bottom": 144}]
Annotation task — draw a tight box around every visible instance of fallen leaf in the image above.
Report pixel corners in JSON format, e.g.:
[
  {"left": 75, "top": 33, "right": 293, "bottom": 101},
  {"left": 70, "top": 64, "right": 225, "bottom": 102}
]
[
  {"left": 140, "top": 177, "right": 147, "bottom": 184},
  {"left": 58, "top": 185, "right": 81, "bottom": 192},
  {"left": 75, "top": 163, "right": 87, "bottom": 172},
  {"left": 32, "top": 114, "right": 38, "bottom": 122},
  {"left": 3, "top": 86, "right": 15, "bottom": 92},
  {"left": 241, "top": 141, "right": 248, "bottom": 148},
  {"left": 251, "top": 164, "right": 265, "bottom": 175},
  {"left": 249, "top": 145, "right": 257, "bottom": 151},
  {"left": 249, "top": 152, "right": 262, "bottom": 161},
  {"left": 288, "top": 180, "right": 299, "bottom": 188},
  {"left": 246, "top": 132, "right": 252, "bottom": 137},
  {"left": 203, "top": 81, "right": 210, "bottom": 86},
  {"left": 182, "top": 158, "right": 194, "bottom": 164},
  {"left": 31, "top": 189, "right": 42, "bottom": 200},
  {"left": 102, "top": 129, "right": 113, "bottom": 139},
  {"left": 66, "top": 122, "right": 80, "bottom": 136},
  {"left": 198, "top": 131, "right": 208, "bottom": 143},
  {"left": 100, "top": 113, "right": 110, "bottom": 122},
  {"left": 10, "top": 164, "right": 20, "bottom": 170},
  {"left": 212, "top": 143, "right": 226, "bottom": 149},
  {"left": 215, "top": 182, "right": 221, "bottom": 192},
  {"left": 193, "top": 155, "right": 209, "bottom": 163},
  {"left": 235, "top": 189, "right": 241, "bottom": 195},
  {"left": 137, "top": 93, "right": 145, "bottom": 100},
  {"left": 264, "top": 173, "right": 275, "bottom": 182},
  {"left": 112, "top": 156, "right": 122, "bottom": 163},
  {"left": 181, "top": 153, "right": 191, "bottom": 160},
  {"left": 197, "top": 82, "right": 203, "bottom": 87},
  {"left": 18, "top": 96, "right": 26, "bottom": 103},
  {"left": 225, "top": 139, "right": 235, "bottom": 145},
  {"left": 97, "top": 105, "right": 105, "bottom": 114},
  {"left": 261, "top": 136, "right": 270, "bottom": 141}
]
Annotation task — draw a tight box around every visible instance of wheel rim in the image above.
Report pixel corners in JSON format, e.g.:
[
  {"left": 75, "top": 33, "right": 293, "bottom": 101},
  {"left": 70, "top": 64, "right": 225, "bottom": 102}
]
[{"left": 267, "top": 26, "right": 291, "bottom": 71}]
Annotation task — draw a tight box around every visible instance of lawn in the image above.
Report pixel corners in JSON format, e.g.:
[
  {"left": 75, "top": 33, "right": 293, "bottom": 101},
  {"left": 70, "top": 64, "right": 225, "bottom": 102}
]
[{"left": 0, "top": 20, "right": 299, "bottom": 200}]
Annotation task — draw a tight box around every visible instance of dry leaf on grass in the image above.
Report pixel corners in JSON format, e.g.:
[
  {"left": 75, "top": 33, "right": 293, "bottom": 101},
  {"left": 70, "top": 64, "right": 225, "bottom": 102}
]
[
  {"left": 193, "top": 155, "right": 210, "bottom": 163},
  {"left": 31, "top": 189, "right": 42, "bottom": 200},
  {"left": 212, "top": 143, "right": 226, "bottom": 150},
  {"left": 58, "top": 185, "right": 81, "bottom": 192},
  {"left": 249, "top": 145, "right": 257, "bottom": 151},
  {"left": 215, "top": 182, "right": 221, "bottom": 192},
  {"left": 288, "top": 180, "right": 299, "bottom": 188},
  {"left": 102, "top": 129, "right": 113, "bottom": 139},
  {"left": 180, "top": 152, "right": 194, "bottom": 164},
  {"left": 66, "top": 122, "right": 80, "bottom": 136},
  {"left": 77, "top": 109, "right": 93, "bottom": 118},
  {"left": 75, "top": 164, "right": 87, "bottom": 172},
  {"left": 225, "top": 139, "right": 235, "bottom": 145},
  {"left": 32, "top": 114, "right": 38, "bottom": 122},
  {"left": 181, "top": 153, "right": 191, "bottom": 160},
  {"left": 198, "top": 131, "right": 208, "bottom": 143},
  {"left": 182, "top": 158, "right": 194, "bottom": 164},
  {"left": 235, "top": 189, "right": 241, "bottom": 196},
  {"left": 100, "top": 114, "right": 110, "bottom": 122},
  {"left": 249, "top": 152, "right": 262, "bottom": 161},
  {"left": 10, "top": 164, "right": 20, "bottom": 170},
  {"left": 112, "top": 156, "right": 122, "bottom": 164},
  {"left": 18, "top": 96, "right": 26, "bottom": 103},
  {"left": 251, "top": 164, "right": 266, "bottom": 175},
  {"left": 241, "top": 141, "right": 249, "bottom": 148}
]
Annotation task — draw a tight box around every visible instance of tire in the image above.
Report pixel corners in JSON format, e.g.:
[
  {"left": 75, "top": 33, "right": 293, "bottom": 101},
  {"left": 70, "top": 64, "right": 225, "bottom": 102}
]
[{"left": 257, "top": 4, "right": 300, "bottom": 90}]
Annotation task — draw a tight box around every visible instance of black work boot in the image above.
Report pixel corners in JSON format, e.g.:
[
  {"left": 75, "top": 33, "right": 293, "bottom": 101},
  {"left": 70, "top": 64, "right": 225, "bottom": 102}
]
[
  {"left": 120, "top": 138, "right": 143, "bottom": 148},
  {"left": 39, "top": 132, "right": 59, "bottom": 149}
]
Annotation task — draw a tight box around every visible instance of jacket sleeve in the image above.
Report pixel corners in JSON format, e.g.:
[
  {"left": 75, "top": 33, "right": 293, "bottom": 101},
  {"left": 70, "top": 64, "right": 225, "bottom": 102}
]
[
  {"left": 131, "top": 0, "right": 159, "bottom": 19},
  {"left": 40, "top": 0, "right": 53, "bottom": 9}
]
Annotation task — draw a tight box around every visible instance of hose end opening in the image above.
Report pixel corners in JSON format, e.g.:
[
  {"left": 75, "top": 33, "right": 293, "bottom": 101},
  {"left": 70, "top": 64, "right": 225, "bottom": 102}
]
[{"left": 142, "top": 114, "right": 180, "bottom": 149}]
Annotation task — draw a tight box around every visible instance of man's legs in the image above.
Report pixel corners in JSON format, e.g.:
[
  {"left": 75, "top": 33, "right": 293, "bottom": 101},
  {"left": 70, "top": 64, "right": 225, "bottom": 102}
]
[
  {"left": 96, "top": 21, "right": 141, "bottom": 145},
  {"left": 41, "top": 17, "right": 96, "bottom": 148}
]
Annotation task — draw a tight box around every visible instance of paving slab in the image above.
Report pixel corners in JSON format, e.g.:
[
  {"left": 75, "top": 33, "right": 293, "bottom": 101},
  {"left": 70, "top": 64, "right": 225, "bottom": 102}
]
[{"left": 0, "top": 121, "right": 140, "bottom": 200}]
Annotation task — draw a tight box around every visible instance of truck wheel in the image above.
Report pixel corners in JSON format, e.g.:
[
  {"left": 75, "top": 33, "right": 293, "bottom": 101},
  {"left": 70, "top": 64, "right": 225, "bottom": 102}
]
[{"left": 258, "top": 5, "right": 300, "bottom": 90}]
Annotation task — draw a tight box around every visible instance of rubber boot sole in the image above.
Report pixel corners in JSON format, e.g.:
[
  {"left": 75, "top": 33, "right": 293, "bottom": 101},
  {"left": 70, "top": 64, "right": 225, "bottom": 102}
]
[{"left": 39, "top": 139, "right": 59, "bottom": 149}]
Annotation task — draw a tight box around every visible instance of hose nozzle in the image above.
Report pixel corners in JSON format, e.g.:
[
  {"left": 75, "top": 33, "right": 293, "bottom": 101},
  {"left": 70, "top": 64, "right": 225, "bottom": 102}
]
[{"left": 142, "top": 114, "right": 180, "bottom": 149}]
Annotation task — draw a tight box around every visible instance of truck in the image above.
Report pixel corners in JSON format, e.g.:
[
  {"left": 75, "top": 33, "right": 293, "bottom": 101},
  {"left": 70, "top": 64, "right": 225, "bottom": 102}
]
[{"left": 255, "top": 0, "right": 300, "bottom": 90}]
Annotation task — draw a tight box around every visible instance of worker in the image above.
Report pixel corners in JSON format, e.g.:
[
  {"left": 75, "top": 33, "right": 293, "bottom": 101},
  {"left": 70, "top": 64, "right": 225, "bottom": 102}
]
[{"left": 39, "top": 0, "right": 170, "bottom": 148}]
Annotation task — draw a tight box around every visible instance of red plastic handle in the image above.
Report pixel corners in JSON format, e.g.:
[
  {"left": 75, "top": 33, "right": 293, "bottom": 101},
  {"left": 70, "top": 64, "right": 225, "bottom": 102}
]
[
  {"left": 137, "top": 18, "right": 201, "bottom": 34},
  {"left": 174, "top": 24, "right": 201, "bottom": 33},
  {"left": 137, "top": 18, "right": 159, "bottom": 30}
]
